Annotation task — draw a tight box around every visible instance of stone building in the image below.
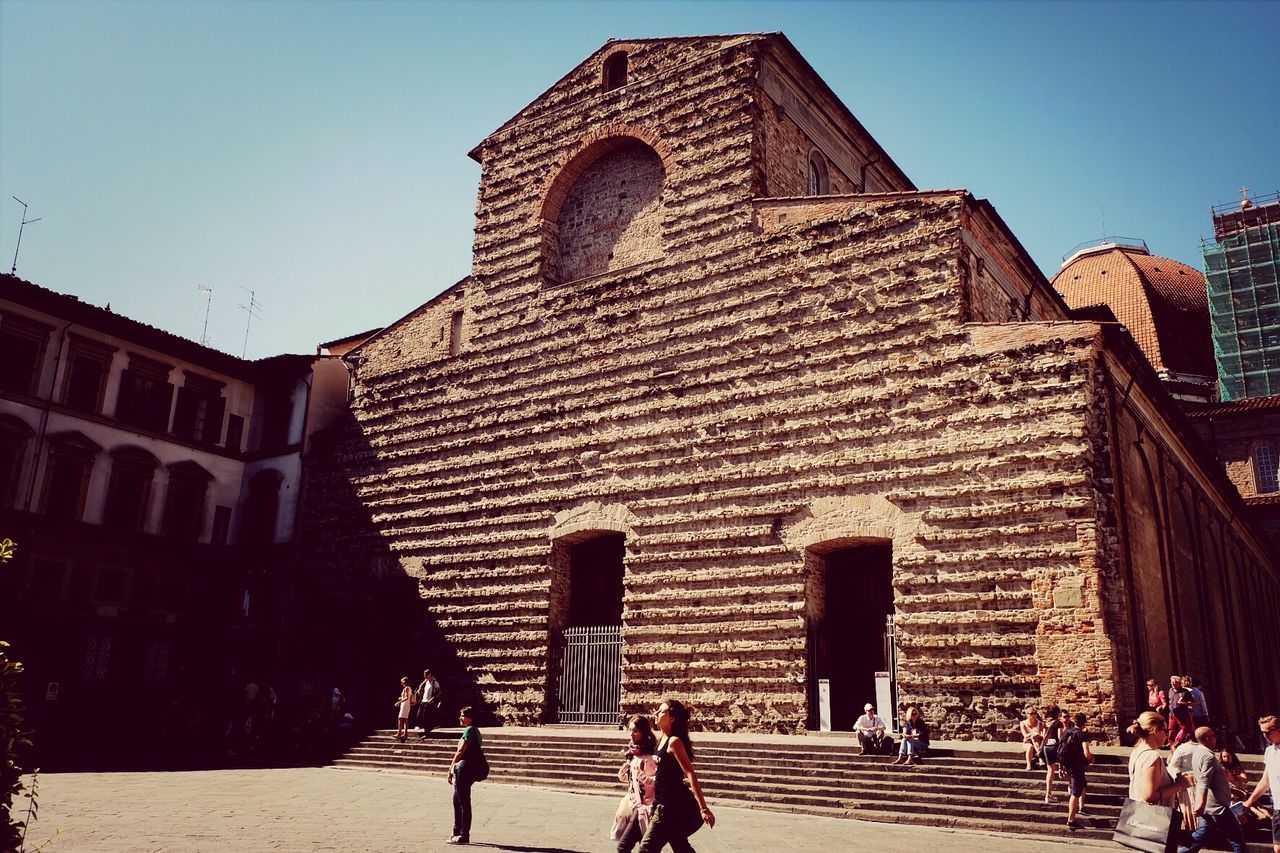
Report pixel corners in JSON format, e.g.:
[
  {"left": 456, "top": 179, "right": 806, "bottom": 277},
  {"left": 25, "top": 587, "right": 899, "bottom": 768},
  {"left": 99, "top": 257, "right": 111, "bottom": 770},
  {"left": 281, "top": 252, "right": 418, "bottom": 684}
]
[{"left": 298, "top": 34, "right": 1280, "bottom": 738}]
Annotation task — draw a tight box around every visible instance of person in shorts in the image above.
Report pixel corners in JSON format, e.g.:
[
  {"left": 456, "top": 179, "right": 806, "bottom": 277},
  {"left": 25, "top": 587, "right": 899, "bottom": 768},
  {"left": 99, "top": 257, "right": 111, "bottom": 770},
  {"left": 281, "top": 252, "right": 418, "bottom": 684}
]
[
  {"left": 1239, "top": 714, "right": 1280, "bottom": 853},
  {"left": 1060, "top": 712, "right": 1094, "bottom": 829}
]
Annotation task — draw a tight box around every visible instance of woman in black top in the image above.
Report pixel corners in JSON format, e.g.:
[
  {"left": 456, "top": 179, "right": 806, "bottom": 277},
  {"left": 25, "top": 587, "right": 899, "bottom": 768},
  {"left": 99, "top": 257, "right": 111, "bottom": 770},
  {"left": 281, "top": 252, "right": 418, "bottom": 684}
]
[
  {"left": 638, "top": 698, "right": 714, "bottom": 853},
  {"left": 1042, "top": 706, "right": 1064, "bottom": 804}
]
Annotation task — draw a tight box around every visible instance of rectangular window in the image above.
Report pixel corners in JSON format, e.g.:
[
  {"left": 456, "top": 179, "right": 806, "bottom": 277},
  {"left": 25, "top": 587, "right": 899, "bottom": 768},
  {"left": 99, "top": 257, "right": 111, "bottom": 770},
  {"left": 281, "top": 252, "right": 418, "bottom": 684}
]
[
  {"left": 0, "top": 313, "right": 54, "bottom": 396},
  {"left": 102, "top": 460, "right": 154, "bottom": 532},
  {"left": 114, "top": 354, "right": 174, "bottom": 432},
  {"left": 162, "top": 474, "right": 208, "bottom": 541},
  {"left": 61, "top": 334, "right": 116, "bottom": 414},
  {"left": 449, "top": 311, "right": 464, "bottom": 356},
  {"left": 261, "top": 390, "right": 293, "bottom": 451},
  {"left": 225, "top": 415, "right": 245, "bottom": 452},
  {"left": 211, "top": 504, "right": 232, "bottom": 546},
  {"left": 43, "top": 453, "right": 91, "bottom": 521},
  {"left": 171, "top": 372, "right": 226, "bottom": 445}
]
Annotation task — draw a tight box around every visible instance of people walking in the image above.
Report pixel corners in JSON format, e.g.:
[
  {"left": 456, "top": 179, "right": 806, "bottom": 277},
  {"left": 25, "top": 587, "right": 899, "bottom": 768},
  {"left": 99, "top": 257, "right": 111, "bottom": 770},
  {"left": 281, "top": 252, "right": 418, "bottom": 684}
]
[
  {"left": 1237, "top": 715, "right": 1280, "bottom": 853},
  {"left": 1184, "top": 677, "right": 1209, "bottom": 730},
  {"left": 854, "top": 703, "right": 889, "bottom": 755},
  {"left": 613, "top": 714, "right": 659, "bottom": 853},
  {"left": 1126, "top": 711, "right": 1195, "bottom": 853},
  {"left": 1060, "top": 713, "right": 1093, "bottom": 829},
  {"left": 1019, "top": 707, "right": 1045, "bottom": 771},
  {"left": 446, "top": 706, "right": 486, "bottom": 845},
  {"left": 1174, "top": 726, "right": 1248, "bottom": 853},
  {"left": 1042, "top": 706, "right": 1064, "bottom": 803},
  {"left": 892, "top": 706, "right": 929, "bottom": 765},
  {"left": 417, "top": 668, "right": 442, "bottom": 739},
  {"left": 1167, "top": 676, "right": 1195, "bottom": 746},
  {"left": 394, "top": 677, "right": 412, "bottom": 742},
  {"left": 637, "top": 698, "right": 715, "bottom": 853},
  {"left": 1148, "top": 679, "right": 1169, "bottom": 718}
]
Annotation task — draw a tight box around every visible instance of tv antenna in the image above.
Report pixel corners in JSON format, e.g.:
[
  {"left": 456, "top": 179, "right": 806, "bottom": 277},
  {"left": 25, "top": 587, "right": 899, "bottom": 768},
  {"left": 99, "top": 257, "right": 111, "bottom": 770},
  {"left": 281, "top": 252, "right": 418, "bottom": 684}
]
[
  {"left": 197, "top": 283, "right": 214, "bottom": 346},
  {"left": 9, "top": 197, "right": 42, "bottom": 275},
  {"left": 237, "top": 287, "right": 263, "bottom": 358}
]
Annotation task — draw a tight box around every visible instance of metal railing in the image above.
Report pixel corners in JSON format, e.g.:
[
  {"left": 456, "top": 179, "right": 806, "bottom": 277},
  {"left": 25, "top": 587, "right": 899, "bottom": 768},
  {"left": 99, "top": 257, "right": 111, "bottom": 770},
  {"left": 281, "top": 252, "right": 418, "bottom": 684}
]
[{"left": 556, "top": 624, "right": 622, "bottom": 725}]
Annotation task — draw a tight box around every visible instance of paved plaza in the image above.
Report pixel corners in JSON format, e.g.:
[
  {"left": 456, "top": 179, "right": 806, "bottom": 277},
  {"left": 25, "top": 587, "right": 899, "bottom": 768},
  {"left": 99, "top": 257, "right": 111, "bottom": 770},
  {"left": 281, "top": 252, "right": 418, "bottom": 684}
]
[{"left": 22, "top": 765, "right": 1119, "bottom": 852}]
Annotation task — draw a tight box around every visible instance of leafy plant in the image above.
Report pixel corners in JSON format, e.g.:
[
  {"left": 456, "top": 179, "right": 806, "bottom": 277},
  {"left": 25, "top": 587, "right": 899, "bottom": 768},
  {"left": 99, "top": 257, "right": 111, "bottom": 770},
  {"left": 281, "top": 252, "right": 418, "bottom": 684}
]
[{"left": 2, "top": 538, "right": 39, "bottom": 851}]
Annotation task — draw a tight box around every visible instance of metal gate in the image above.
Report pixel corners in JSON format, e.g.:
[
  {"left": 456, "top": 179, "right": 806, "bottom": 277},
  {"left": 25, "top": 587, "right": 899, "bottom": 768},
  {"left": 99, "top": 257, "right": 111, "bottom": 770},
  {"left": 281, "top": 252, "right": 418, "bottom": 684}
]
[{"left": 556, "top": 624, "right": 622, "bottom": 724}]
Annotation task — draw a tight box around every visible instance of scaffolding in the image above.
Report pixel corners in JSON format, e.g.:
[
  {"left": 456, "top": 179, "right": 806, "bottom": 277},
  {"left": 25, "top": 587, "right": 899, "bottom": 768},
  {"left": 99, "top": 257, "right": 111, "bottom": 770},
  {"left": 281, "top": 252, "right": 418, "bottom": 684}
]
[{"left": 1204, "top": 190, "right": 1280, "bottom": 401}]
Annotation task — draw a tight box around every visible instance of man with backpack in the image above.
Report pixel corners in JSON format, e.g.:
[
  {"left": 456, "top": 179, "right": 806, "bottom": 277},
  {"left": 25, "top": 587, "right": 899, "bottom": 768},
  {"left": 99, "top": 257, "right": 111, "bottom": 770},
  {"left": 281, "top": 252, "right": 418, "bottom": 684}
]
[
  {"left": 416, "top": 668, "right": 442, "bottom": 740},
  {"left": 1060, "top": 712, "right": 1094, "bottom": 830}
]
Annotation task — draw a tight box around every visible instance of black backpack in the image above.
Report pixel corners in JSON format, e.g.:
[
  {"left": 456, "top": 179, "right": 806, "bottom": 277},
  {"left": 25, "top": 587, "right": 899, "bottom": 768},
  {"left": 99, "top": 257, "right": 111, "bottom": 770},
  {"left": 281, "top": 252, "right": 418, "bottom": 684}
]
[{"left": 1058, "top": 728, "right": 1084, "bottom": 766}]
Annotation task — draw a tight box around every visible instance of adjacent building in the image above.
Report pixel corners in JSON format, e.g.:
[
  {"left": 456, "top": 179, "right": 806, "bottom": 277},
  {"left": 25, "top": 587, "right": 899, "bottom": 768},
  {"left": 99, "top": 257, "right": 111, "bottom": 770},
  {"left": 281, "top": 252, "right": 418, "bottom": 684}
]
[{"left": 0, "top": 273, "right": 346, "bottom": 756}]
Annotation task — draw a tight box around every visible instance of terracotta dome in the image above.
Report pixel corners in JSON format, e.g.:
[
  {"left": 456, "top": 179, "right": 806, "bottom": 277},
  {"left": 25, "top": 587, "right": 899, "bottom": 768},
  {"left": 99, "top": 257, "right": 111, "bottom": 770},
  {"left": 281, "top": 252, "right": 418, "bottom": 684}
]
[{"left": 1050, "top": 241, "right": 1214, "bottom": 379}]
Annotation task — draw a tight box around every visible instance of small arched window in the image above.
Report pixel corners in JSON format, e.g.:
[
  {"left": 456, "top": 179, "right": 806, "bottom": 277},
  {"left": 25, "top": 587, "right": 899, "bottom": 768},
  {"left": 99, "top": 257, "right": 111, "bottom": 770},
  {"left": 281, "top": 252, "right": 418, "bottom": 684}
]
[
  {"left": 603, "top": 51, "right": 628, "bottom": 92},
  {"left": 1253, "top": 440, "right": 1279, "bottom": 493},
  {"left": 807, "top": 150, "right": 830, "bottom": 196}
]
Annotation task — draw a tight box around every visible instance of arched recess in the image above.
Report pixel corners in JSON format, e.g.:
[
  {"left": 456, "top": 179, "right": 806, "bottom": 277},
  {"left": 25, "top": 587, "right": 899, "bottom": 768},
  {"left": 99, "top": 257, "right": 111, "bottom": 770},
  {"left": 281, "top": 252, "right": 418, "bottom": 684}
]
[
  {"left": 1120, "top": 432, "right": 1175, "bottom": 692},
  {"left": 781, "top": 495, "right": 920, "bottom": 732},
  {"left": 543, "top": 501, "right": 638, "bottom": 724},
  {"left": 538, "top": 127, "right": 672, "bottom": 284}
]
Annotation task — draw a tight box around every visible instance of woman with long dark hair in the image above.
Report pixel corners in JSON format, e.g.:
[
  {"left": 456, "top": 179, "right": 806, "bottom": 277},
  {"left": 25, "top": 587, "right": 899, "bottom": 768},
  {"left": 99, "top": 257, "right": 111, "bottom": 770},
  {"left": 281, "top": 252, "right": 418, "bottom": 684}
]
[
  {"left": 638, "top": 699, "right": 714, "bottom": 853},
  {"left": 613, "top": 714, "right": 659, "bottom": 853}
]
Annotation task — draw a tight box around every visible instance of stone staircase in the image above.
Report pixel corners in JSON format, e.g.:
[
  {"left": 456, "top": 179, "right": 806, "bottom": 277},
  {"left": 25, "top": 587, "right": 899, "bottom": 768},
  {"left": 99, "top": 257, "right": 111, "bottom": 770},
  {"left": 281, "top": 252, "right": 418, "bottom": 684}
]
[{"left": 334, "top": 728, "right": 1270, "bottom": 847}]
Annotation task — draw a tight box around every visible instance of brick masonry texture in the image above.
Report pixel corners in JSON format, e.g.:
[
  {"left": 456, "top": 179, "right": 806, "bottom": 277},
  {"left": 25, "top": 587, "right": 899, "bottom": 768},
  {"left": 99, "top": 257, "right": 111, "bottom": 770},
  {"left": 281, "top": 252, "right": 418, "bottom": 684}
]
[{"left": 298, "top": 34, "right": 1280, "bottom": 739}]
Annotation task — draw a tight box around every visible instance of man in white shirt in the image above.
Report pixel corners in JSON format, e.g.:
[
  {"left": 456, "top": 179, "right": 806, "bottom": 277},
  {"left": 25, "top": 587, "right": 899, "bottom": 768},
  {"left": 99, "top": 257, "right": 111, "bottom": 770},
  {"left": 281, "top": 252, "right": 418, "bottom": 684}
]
[
  {"left": 1239, "top": 714, "right": 1280, "bottom": 853},
  {"left": 416, "top": 668, "right": 442, "bottom": 740},
  {"left": 854, "top": 702, "right": 888, "bottom": 755},
  {"left": 1175, "top": 727, "right": 1247, "bottom": 853}
]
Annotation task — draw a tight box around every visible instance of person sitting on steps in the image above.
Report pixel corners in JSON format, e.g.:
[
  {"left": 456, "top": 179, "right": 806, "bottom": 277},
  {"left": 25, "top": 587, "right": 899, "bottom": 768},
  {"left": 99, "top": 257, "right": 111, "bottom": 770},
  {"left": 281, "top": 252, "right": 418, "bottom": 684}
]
[
  {"left": 854, "top": 703, "right": 889, "bottom": 755},
  {"left": 891, "top": 706, "right": 930, "bottom": 765}
]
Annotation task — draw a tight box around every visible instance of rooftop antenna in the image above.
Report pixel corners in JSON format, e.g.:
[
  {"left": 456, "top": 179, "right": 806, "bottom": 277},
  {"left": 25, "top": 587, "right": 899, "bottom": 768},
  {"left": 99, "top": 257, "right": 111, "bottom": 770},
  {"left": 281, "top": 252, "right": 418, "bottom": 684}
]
[
  {"left": 1100, "top": 205, "right": 1107, "bottom": 240},
  {"left": 9, "top": 197, "right": 42, "bottom": 275},
  {"left": 197, "top": 283, "right": 214, "bottom": 346},
  {"left": 237, "top": 287, "right": 263, "bottom": 358}
]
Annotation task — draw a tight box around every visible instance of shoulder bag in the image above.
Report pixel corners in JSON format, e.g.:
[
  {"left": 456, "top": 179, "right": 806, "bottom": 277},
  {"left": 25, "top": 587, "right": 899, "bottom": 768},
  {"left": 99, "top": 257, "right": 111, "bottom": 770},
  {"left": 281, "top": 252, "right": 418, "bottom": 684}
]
[{"left": 1112, "top": 798, "right": 1175, "bottom": 853}]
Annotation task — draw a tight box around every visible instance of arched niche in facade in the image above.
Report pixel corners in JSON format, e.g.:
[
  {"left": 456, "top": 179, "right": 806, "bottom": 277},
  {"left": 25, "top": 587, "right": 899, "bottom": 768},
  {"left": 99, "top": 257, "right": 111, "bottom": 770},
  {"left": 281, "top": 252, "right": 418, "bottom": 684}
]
[{"left": 538, "top": 129, "right": 670, "bottom": 284}]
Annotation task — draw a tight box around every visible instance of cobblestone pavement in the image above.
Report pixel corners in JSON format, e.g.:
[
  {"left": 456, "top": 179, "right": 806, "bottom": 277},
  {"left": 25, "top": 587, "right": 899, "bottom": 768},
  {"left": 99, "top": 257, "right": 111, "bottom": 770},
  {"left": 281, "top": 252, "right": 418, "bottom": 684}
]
[{"left": 25, "top": 766, "right": 1118, "bottom": 852}]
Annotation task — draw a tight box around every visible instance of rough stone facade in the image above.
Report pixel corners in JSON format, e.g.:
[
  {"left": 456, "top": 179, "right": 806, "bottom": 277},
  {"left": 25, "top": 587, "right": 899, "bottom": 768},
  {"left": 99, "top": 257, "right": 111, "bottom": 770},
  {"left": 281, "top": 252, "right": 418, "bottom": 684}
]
[{"left": 297, "top": 34, "right": 1280, "bottom": 739}]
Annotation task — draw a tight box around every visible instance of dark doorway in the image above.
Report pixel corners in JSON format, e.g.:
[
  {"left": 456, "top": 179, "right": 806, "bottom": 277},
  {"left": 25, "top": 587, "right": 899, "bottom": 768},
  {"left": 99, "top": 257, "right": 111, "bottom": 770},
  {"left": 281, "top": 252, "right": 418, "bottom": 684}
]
[
  {"left": 806, "top": 541, "right": 893, "bottom": 732},
  {"left": 566, "top": 534, "right": 624, "bottom": 626},
  {"left": 546, "top": 532, "right": 625, "bottom": 723}
]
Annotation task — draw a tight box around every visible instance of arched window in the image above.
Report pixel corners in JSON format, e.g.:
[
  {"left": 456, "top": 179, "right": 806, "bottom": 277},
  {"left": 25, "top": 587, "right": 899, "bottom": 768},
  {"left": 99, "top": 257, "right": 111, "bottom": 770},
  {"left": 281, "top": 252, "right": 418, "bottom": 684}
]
[
  {"left": 1253, "top": 440, "right": 1279, "bottom": 493},
  {"left": 603, "top": 51, "right": 628, "bottom": 92},
  {"left": 807, "top": 150, "right": 830, "bottom": 196}
]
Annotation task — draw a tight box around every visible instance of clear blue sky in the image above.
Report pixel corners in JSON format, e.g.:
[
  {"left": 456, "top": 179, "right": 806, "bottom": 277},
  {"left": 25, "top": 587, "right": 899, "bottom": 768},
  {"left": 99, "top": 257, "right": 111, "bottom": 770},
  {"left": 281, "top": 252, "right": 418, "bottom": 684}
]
[{"left": 2, "top": 0, "right": 1277, "bottom": 358}]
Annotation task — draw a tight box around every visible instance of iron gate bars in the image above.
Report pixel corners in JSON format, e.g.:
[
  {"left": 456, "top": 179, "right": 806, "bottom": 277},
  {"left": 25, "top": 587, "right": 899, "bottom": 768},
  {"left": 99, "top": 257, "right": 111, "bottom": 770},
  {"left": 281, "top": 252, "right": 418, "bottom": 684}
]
[{"left": 556, "top": 624, "right": 622, "bottom": 724}]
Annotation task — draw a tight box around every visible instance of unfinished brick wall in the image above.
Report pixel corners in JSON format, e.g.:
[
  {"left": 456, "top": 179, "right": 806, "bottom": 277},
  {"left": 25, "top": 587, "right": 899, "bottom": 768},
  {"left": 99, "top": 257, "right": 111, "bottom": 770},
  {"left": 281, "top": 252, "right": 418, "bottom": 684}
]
[{"left": 300, "top": 33, "right": 1280, "bottom": 738}]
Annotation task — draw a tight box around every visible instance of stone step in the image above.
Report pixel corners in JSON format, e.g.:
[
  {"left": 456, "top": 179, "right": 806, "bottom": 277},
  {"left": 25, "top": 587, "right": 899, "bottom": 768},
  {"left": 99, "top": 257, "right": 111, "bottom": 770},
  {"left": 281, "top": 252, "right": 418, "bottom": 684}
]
[
  {"left": 339, "top": 729, "right": 1269, "bottom": 847},
  {"left": 332, "top": 760, "right": 1116, "bottom": 843},
  {"left": 346, "top": 742, "right": 1134, "bottom": 794}
]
